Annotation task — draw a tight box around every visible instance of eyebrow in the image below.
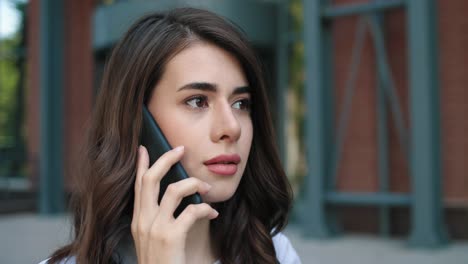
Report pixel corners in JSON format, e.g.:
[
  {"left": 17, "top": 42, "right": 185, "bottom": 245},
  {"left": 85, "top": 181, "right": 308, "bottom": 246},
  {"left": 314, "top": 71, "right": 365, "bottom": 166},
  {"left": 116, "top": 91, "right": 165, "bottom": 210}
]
[{"left": 177, "top": 82, "right": 251, "bottom": 95}]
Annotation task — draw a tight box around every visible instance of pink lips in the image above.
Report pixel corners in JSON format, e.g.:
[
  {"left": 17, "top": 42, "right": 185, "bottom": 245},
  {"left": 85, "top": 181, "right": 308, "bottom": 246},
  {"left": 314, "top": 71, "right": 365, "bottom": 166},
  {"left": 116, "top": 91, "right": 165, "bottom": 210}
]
[{"left": 203, "top": 154, "right": 241, "bottom": 176}]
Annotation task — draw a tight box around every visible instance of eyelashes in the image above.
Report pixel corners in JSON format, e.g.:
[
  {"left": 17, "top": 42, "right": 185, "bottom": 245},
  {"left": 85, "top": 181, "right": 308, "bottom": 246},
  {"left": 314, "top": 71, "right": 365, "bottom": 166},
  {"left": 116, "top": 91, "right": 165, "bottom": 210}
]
[
  {"left": 184, "top": 95, "right": 251, "bottom": 112},
  {"left": 185, "top": 95, "right": 209, "bottom": 108},
  {"left": 232, "top": 98, "right": 251, "bottom": 111}
]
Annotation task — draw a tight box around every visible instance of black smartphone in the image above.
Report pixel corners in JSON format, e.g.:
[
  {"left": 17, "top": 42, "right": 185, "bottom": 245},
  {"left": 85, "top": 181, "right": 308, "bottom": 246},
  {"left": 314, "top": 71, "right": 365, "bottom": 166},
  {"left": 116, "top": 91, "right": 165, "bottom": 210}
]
[{"left": 140, "top": 105, "right": 202, "bottom": 217}]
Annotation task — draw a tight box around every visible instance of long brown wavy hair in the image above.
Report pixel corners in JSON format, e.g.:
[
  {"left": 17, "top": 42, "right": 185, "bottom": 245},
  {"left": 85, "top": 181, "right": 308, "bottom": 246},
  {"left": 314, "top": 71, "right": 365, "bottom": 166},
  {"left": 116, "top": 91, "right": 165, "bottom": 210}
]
[{"left": 49, "top": 7, "right": 292, "bottom": 264}]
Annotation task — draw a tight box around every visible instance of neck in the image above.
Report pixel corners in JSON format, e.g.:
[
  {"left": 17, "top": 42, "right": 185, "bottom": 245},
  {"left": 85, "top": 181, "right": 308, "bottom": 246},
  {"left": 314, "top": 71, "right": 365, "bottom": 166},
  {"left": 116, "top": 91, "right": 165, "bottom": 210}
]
[{"left": 185, "top": 218, "right": 216, "bottom": 263}]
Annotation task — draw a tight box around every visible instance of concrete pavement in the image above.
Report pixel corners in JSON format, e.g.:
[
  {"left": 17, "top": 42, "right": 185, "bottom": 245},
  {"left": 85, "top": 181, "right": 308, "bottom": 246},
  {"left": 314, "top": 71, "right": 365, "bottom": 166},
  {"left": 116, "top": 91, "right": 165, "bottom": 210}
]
[{"left": 1, "top": 213, "right": 467, "bottom": 263}]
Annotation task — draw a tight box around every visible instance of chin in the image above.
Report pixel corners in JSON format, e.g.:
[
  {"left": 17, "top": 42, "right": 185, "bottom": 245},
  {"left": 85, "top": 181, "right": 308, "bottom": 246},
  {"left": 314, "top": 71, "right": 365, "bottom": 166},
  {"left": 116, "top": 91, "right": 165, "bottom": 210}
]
[{"left": 201, "top": 188, "right": 236, "bottom": 203}]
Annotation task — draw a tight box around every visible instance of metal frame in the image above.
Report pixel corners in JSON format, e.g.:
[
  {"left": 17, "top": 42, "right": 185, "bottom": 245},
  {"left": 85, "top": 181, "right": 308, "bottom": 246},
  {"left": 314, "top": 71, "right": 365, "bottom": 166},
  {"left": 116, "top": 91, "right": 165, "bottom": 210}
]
[
  {"left": 39, "top": 0, "right": 65, "bottom": 214},
  {"left": 303, "top": 0, "right": 334, "bottom": 238},
  {"left": 276, "top": 0, "right": 289, "bottom": 164},
  {"left": 302, "top": 0, "right": 447, "bottom": 247},
  {"left": 407, "top": 0, "right": 448, "bottom": 247}
]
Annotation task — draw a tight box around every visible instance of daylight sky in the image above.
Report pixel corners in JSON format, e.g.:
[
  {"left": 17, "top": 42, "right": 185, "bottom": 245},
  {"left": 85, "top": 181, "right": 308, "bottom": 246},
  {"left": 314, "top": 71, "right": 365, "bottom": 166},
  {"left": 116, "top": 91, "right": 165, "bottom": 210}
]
[{"left": 0, "top": 0, "right": 22, "bottom": 39}]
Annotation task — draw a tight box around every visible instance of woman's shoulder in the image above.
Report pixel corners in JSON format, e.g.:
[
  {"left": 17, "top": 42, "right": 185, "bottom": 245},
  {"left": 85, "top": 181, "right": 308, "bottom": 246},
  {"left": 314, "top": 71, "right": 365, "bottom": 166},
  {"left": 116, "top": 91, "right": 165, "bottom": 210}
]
[
  {"left": 272, "top": 232, "right": 302, "bottom": 264},
  {"left": 38, "top": 256, "right": 76, "bottom": 264}
]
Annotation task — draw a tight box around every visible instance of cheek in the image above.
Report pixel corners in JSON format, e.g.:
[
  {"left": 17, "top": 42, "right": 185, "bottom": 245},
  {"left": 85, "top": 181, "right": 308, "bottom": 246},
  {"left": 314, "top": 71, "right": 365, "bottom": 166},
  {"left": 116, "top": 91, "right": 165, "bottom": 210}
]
[
  {"left": 158, "top": 116, "right": 207, "bottom": 166},
  {"left": 162, "top": 120, "right": 205, "bottom": 149},
  {"left": 161, "top": 123, "right": 209, "bottom": 183},
  {"left": 241, "top": 118, "right": 254, "bottom": 152},
  {"left": 155, "top": 107, "right": 202, "bottom": 146}
]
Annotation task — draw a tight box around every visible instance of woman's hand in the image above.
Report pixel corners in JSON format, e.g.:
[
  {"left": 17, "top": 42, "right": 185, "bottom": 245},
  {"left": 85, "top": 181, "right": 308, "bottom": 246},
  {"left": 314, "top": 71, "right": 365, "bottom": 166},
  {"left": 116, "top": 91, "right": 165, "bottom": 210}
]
[{"left": 131, "top": 145, "right": 219, "bottom": 264}]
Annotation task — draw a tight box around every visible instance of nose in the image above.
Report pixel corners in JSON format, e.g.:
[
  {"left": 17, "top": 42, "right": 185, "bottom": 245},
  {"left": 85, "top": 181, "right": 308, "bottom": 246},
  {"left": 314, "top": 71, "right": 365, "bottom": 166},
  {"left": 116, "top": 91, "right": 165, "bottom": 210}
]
[{"left": 210, "top": 101, "right": 241, "bottom": 143}]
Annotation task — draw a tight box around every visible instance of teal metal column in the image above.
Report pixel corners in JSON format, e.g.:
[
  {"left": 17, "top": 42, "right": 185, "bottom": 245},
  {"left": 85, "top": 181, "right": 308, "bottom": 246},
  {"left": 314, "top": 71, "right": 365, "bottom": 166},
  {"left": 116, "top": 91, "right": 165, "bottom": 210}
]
[
  {"left": 276, "top": 0, "right": 288, "bottom": 165},
  {"left": 39, "top": 0, "right": 65, "bottom": 214},
  {"left": 302, "top": 0, "right": 333, "bottom": 238},
  {"left": 372, "top": 11, "right": 391, "bottom": 236},
  {"left": 407, "top": 0, "right": 447, "bottom": 247}
]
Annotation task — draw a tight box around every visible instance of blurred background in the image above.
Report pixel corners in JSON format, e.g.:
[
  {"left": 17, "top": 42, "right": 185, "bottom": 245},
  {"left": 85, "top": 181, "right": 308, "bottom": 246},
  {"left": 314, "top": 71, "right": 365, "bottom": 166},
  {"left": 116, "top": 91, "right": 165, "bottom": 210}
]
[{"left": 0, "top": 0, "right": 467, "bottom": 263}]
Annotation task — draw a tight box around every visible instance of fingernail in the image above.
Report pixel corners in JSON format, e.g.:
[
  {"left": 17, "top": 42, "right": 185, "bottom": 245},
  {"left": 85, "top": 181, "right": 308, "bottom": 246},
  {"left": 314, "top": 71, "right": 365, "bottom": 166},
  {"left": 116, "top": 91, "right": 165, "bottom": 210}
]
[
  {"left": 210, "top": 209, "right": 219, "bottom": 219},
  {"left": 173, "top": 146, "right": 184, "bottom": 152},
  {"left": 138, "top": 145, "right": 143, "bottom": 154}
]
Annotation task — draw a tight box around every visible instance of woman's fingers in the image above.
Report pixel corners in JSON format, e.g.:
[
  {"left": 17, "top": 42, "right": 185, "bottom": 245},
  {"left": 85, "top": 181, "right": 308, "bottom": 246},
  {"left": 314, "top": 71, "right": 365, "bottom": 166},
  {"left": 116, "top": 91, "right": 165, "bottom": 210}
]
[
  {"left": 159, "top": 178, "right": 211, "bottom": 220},
  {"left": 175, "top": 203, "right": 219, "bottom": 232},
  {"left": 131, "top": 145, "right": 218, "bottom": 264},
  {"left": 139, "top": 146, "right": 185, "bottom": 216},
  {"left": 132, "top": 145, "right": 149, "bottom": 232}
]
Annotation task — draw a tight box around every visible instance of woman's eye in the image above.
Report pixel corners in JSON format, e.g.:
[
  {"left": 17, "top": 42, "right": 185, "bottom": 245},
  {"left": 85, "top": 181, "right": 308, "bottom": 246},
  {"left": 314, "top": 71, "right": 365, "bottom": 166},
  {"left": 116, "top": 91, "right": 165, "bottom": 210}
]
[
  {"left": 186, "top": 96, "right": 209, "bottom": 109},
  {"left": 232, "top": 99, "right": 251, "bottom": 111}
]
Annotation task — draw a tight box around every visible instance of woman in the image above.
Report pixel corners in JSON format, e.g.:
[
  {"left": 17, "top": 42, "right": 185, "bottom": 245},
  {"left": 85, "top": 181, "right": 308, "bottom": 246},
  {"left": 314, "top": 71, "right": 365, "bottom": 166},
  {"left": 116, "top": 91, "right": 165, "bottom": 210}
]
[{"left": 42, "top": 7, "right": 300, "bottom": 264}]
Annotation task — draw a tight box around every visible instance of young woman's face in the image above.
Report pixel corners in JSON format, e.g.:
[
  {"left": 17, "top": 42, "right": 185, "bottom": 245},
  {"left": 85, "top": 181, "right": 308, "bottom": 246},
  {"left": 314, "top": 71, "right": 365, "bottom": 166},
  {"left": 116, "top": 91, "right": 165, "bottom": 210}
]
[{"left": 147, "top": 42, "right": 253, "bottom": 203}]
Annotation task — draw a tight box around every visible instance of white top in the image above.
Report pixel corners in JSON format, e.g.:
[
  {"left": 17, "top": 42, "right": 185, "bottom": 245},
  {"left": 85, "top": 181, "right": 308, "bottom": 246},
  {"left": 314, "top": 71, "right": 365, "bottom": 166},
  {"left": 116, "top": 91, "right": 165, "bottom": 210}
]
[{"left": 38, "top": 232, "right": 301, "bottom": 264}]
